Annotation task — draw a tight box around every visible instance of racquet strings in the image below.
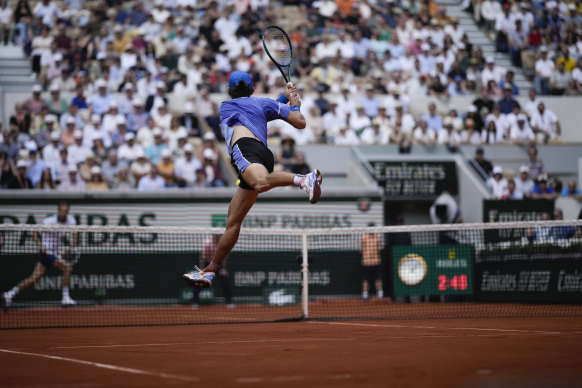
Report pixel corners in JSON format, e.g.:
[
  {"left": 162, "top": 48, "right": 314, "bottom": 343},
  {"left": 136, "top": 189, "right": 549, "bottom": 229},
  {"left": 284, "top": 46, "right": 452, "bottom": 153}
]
[{"left": 263, "top": 27, "right": 292, "bottom": 66}]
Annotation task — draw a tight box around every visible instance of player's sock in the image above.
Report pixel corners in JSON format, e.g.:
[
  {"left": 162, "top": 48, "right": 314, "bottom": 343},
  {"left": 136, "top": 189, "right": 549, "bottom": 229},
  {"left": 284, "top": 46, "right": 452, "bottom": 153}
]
[
  {"left": 5, "top": 287, "right": 18, "bottom": 299},
  {"left": 293, "top": 174, "right": 305, "bottom": 186},
  {"left": 62, "top": 286, "right": 70, "bottom": 299},
  {"left": 378, "top": 290, "right": 384, "bottom": 298}
]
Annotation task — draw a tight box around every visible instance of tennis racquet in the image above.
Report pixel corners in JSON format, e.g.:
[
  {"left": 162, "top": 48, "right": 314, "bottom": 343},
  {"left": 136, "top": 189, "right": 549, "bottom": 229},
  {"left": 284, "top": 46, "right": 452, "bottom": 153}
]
[
  {"left": 61, "top": 248, "right": 81, "bottom": 266},
  {"left": 262, "top": 25, "right": 294, "bottom": 83}
]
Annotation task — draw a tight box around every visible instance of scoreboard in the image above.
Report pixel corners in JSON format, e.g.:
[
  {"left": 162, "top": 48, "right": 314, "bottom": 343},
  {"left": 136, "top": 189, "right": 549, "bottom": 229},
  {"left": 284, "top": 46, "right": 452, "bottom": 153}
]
[{"left": 392, "top": 245, "right": 473, "bottom": 296}]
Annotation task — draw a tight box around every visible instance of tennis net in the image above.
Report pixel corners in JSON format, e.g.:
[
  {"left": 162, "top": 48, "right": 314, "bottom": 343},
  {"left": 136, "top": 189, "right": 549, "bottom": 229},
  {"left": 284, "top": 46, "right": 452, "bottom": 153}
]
[{"left": 1, "top": 220, "right": 581, "bottom": 329}]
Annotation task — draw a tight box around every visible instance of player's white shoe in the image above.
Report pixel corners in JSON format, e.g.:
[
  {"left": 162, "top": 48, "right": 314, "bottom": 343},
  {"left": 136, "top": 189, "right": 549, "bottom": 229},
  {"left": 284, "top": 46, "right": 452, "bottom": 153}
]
[
  {"left": 61, "top": 295, "right": 77, "bottom": 307},
  {"left": 0, "top": 294, "right": 11, "bottom": 310},
  {"left": 301, "top": 169, "right": 322, "bottom": 204}
]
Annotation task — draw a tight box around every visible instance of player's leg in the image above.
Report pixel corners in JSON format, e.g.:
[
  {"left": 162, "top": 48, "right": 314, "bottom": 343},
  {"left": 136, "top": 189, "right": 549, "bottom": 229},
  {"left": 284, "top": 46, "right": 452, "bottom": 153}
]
[
  {"left": 375, "top": 279, "right": 384, "bottom": 299},
  {"left": 1, "top": 263, "right": 46, "bottom": 308},
  {"left": 244, "top": 164, "right": 322, "bottom": 203},
  {"left": 362, "top": 279, "right": 369, "bottom": 300},
  {"left": 53, "top": 259, "right": 76, "bottom": 306},
  {"left": 183, "top": 187, "right": 258, "bottom": 287}
]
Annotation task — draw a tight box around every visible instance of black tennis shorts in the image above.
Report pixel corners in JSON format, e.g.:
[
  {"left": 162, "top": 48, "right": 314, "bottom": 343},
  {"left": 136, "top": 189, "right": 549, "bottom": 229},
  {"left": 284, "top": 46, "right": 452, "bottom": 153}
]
[
  {"left": 230, "top": 137, "right": 274, "bottom": 190},
  {"left": 362, "top": 265, "right": 381, "bottom": 283}
]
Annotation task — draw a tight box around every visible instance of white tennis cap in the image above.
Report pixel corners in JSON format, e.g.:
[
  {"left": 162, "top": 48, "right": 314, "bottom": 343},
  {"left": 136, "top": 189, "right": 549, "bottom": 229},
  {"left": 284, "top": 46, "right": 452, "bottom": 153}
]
[
  {"left": 50, "top": 131, "right": 61, "bottom": 140},
  {"left": 183, "top": 143, "right": 194, "bottom": 153},
  {"left": 44, "top": 114, "right": 56, "bottom": 123},
  {"left": 91, "top": 114, "right": 101, "bottom": 123},
  {"left": 116, "top": 116, "right": 127, "bottom": 125},
  {"left": 184, "top": 102, "right": 194, "bottom": 113},
  {"left": 203, "top": 132, "right": 215, "bottom": 141},
  {"left": 16, "top": 159, "right": 28, "bottom": 168},
  {"left": 493, "top": 166, "right": 503, "bottom": 175},
  {"left": 161, "top": 149, "right": 172, "bottom": 158},
  {"left": 91, "top": 166, "right": 102, "bottom": 175},
  {"left": 152, "top": 127, "right": 163, "bottom": 137},
  {"left": 125, "top": 132, "right": 135, "bottom": 141},
  {"left": 73, "top": 129, "right": 83, "bottom": 138},
  {"left": 203, "top": 148, "right": 217, "bottom": 160}
]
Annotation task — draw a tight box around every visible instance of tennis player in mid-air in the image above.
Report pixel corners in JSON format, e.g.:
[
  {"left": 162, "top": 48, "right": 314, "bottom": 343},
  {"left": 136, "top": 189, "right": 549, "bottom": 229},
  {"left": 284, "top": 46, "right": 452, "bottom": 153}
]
[
  {"left": 1, "top": 201, "right": 77, "bottom": 309},
  {"left": 183, "top": 71, "right": 322, "bottom": 288}
]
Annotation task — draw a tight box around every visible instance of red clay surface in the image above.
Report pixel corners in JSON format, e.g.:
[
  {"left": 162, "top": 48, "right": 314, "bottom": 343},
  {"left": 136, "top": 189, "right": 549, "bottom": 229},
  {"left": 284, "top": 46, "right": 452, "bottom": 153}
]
[{"left": 1, "top": 317, "right": 582, "bottom": 388}]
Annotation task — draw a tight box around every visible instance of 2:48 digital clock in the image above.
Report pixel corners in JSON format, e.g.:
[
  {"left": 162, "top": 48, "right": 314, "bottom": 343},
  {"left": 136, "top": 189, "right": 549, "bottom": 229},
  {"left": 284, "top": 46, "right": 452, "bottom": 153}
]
[{"left": 437, "top": 274, "right": 468, "bottom": 291}]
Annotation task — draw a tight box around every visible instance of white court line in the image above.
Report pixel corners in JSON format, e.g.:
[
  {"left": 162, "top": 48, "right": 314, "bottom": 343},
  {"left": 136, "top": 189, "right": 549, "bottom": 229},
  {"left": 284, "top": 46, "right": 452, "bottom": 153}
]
[
  {"left": 51, "top": 337, "right": 356, "bottom": 350},
  {"left": 311, "top": 322, "right": 560, "bottom": 335},
  {"left": 236, "top": 374, "right": 353, "bottom": 384},
  {"left": 0, "top": 348, "right": 199, "bottom": 382}
]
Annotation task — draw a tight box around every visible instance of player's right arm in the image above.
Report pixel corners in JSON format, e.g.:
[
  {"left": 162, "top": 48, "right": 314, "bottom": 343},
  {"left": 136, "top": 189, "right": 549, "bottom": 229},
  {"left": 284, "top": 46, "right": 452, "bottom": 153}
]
[{"left": 285, "top": 82, "right": 306, "bottom": 129}]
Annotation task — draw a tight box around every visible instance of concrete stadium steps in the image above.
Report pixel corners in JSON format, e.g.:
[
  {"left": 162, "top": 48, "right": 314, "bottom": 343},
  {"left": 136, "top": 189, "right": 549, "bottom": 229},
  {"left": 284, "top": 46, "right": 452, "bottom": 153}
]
[
  {"left": 0, "top": 46, "right": 35, "bottom": 91},
  {"left": 436, "top": 0, "right": 533, "bottom": 93}
]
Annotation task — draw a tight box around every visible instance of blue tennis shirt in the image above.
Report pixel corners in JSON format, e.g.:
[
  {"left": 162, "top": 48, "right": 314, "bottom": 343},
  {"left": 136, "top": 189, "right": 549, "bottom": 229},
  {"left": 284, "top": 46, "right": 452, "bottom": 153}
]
[{"left": 219, "top": 97, "right": 290, "bottom": 153}]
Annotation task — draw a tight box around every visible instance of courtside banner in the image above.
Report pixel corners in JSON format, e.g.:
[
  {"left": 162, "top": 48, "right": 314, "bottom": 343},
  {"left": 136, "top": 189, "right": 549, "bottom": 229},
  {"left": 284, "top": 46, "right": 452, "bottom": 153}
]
[
  {"left": 369, "top": 161, "right": 458, "bottom": 197},
  {"left": 475, "top": 248, "right": 582, "bottom": 303},
  {"left": 0, "top": 197, "right": 382, "bottom": 253},
  {"left": 392, "top": 245, "right": 473, "bottom": 297},
  {"left": 482, "top": 199, "right": 555, "bottom": 243}
]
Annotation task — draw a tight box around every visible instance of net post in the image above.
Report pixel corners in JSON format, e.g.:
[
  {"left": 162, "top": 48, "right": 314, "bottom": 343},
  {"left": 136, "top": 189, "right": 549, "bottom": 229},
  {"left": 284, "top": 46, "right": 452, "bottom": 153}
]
[{"left": 301, "top": 230, "right": 309, "bottom": 319}]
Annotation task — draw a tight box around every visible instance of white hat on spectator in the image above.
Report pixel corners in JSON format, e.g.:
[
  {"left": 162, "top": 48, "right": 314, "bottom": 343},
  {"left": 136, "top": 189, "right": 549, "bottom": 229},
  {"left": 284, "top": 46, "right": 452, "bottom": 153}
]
[
  {"left": 448, "top": 105, "right": 457, "bottom": 111},
  {"left": 160, "top": 67, "right": 169, "bottom": 74},
  {"left": 178, "top": 132, "right": 187, "bottom": 139},
  {"left": 485, "top": 56, "right": 495, "bottom": 64},
  {"left": 203, "top": 132, "right": 216, "bottom": 141},
  {"left": 68, "top": 164, "right": 78, "bottom": 173},
  {"left": 520, "top": 2, "right": 529, "bottom": 8},
  {"left": 116, "top": 116, "right": 126, "bottom": 126},
  {"left": 540, "top": 46, "right": 548, "bottom": 52},
  {"left": 183, "top": 143, "right": 194, "bottom": 153},
  {"left": 466, "top": 73, "right": 477, "bottom": 82},
  {"left": 66, "top": 117, "right": 76, "bottom": 125},
  {"left": 203, "top": 148, "right": 217, "bottom": 160},
  {"left": 517, "top": 114, "right": 528, "bottom": 122},
  {"left": 123, "top": 83, "right": 134, "bottom": 91},
  {"left": 114, "top": 25, "right": 124, "bottom": 33},
  {"left": 155, "top": 0, "right": 163, "bottom": 5},
  {"left": 135, "top": 149, "right": 146, "bottom": 159},
  {"left": 109, "top": 100, "right": 119, "bottom": 109},
  {"left": 152, "top": 127, "right": 163, "bottom": 137},
  {"left": 493, "top": 166, "right": 503, "bottom": 175},
  {"left": 184, "top": 102, "right": 194, "bottom": 113},
  {"left": 32, "top": 85, "right": 42, "bottom": 93},
  {"left": 44, "top": 114, "right": 56, "bottom": 123},
  {"left": 96, "top": 52, "right": 106, "bottom": 60},
  {"left": 91, "top": 166, "right": 102, "bottom": 175},
  {"left": 443, "top": 117, "right": 454, "bottom": 127},
  {"left": 95, "top": 79, "right": 107, "bottom": 88},
  {"left": 91, "top": 114, "right": 101, "bottom": 123},
  {"left": 92, "top": 132, "right": 103, "bottom": 140},
  {"left": 50, "top": 131, "right": 61, "bottom": 141},
  {"left": 125, "top": 132, "right": 135, "bottom": 141},
  {"left": 546, "top": 1, "right": 557, "bottom": 9},
  {"left": 53, "top": 53, "right": 63, "bottom": 62},
  {"left": 161, "top": 149, "right": 172, "bottom": 159},
  {"left": 467, "top": 105, "right": 477, "bottom": 113},
  {"left": 73, "top": 129, "right": 83, "bottom": 139},
  {"left": 16, "top": 159, "right": 28, "bottom": 168},
  {"left": 296, "top": 83, "right": 306, "bottom": 90},
  {"left": 156, "top": 81, "right": 166, "bottom": 90},
  {"left": 420, "top": 43, "right": 431, "bottom": 51},
  {"left": 26, "top": 141, "right": 38, "bottom": 152},
  {"left": 137, "top": 26, "right": 146, "bottom": 35},
  {"left": 519, "top": 165, "right": 529, "bottom": 173},
  {"left": 49, "top": 83, "right": 60, "bottom": 92},
  {"left": 132, "top": 97, "right": 144, "bottom": 106}
]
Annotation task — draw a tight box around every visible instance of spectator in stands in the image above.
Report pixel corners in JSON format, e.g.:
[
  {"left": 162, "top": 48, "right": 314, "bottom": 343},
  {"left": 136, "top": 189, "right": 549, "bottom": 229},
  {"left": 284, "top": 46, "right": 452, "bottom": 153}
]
[
  {"left": 535, "top": 47, "right": 554, "bottom": 95},
  {"left": 549, "top": 62, "right": 572, "bottom": 96},
  {"left": 130, "top": 150, "right": 151, "bottom": 184},
  {"left": 413, "top": 119, "right": 437, "bottom": 146},
  {"left": 482, "top": 120, "right": 500, "bottom": 144},
  {"left": 508, "top": 19, "right": 528, "bottom": 68},
  {"left": 361, "top": 118, "right": 390, "bottom": 145},
  {"left": 31, "top": 24, "right": 52, "bottom": 77},
  {"left": 487, "top": 165, "right": 508, "bottom": 199},
  {"left": 25, "top": 145, "right": 46, "bottom": 187},
  {"left": 421, "top": 102, "right": 443, "bottom": 133},
  {"left": 59, "top": 165, "right": 86, "bottom": 192},
  {"left": 530, "top": 102, "right": 561, "bottom": 143},
  {"left": 482, "top": 57, "right": 506, "bottom": 87},
  {"left": 561, "top": 180, "right": 582, "bottom": 200},
  {"left": 137, "top": 165, "right": 165, "bottom": 191},
  {"left": 35, "top": 167, "right": 54, "bottom": 190},
  {"left": 437, "top": 118, "right": 461, "bottom": 152},
  {"left": 527, "top": 211, "right": 552, "bottom": 242},
  {"left": 275, "top": 136, "right": 297, "bottom": 172},
  {"left": 201, "top": 149, "right": 225, "bottom": 188},
  {"left": 101, "top": 151, "right": 125, "bottom": 188},
  {"left": 114, "top": 167, "right": 135, "bottom": 190},
  {"left": 174, "top": 143, "right": 201, "bottom": 188},
  {"left": 145, "top": 81, "right": 168, "bottom": 112},
  {"left": 9, "top": 103, "right": 31, "bottom": 136},
  {"left": 111, "top": 117, "right": 130, "bottom": 148},
  {"left": 549, "top": 208, "right": 577, "bottom": 239},
  {"left": 509, "top": 114, "right": 535, "bottom": 145},
  {"left": 157, "top": 149, "right": 175, "bottom": 188},
  {"left": 7, "top": 159, "right": 32, "bottom": 189},
  {"left": 23, "top": 85, "right": 47, "bottom": 115},
  {"left": 180, "top": 102, "right": 201, "bottom": 138},
  {"left": 68, "top": 130, "right": 91, "bottom": 165},
  {"left": 525, "top": 147, "right": 545, "bottom": 181},
  {"left": 13, "top": 0, "right": 32, "bottom": 46},
  {"left": 531, "top": 174, "right": 558, "bottom": 201},
  {"left": 515, "top": 165, "right": 535, "bottom": 198},
  {"left": 145, "top": 128, "right": 167, "bottom": 166},
  {"left": 524, "top": 88, "right": 542, "bottom": 118},
  {"left": 498, "top": 84, "right": 520, "bottom": 114},
  {"left": 572, "top": 59, "right": 582, "bottom": 93},
  {"left": 118, "top": 133, "right": 144, "bottom": 163},
  {"left": 334, "top": 125, "right": 360, "bottom": 146},
  {"left": 430, "top": 191, "right": 462, "bottom": 224},
  {"left": 127, "top": 98, "right": 148, "bottom": 133},
  {"left": 86, "top": 166, "right": 108, "bottom": 191},
  {"left": 0, "top": 0, "right": 15, "bottom": 45},
  {"left": 501, "top": 179, "right": 524, "bottom": 200}
]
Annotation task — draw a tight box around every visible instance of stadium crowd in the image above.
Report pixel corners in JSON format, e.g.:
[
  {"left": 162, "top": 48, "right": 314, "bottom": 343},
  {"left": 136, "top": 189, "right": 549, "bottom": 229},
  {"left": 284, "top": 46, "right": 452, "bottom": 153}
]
[
  {"left": 0, "top": 0, "right": 579, "bottom": 191},
  {"left": 466, "top": 0, "right": 582, "bottom": 95}
]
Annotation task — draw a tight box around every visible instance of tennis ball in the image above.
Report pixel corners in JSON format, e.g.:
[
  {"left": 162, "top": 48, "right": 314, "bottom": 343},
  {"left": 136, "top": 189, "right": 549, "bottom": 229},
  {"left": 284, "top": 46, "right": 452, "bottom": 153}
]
[{"left": 236, "top": 179, "right": 240, "bottom": 186}]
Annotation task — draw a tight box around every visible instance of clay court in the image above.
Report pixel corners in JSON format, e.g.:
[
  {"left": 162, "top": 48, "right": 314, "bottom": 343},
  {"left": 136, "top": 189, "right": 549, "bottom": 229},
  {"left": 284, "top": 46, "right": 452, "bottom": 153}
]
[{"left": 1, "top": 314, "right": 582, "bottom": 388}]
